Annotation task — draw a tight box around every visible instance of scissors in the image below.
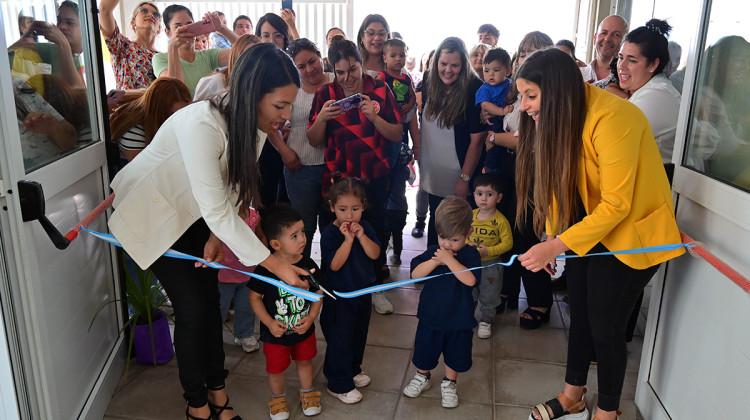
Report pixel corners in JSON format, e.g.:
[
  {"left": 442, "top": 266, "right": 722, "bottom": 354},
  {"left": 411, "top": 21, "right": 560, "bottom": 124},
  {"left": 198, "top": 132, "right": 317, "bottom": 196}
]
[{"left": 305, "top": 269, "right": 336, "bottom": 300}]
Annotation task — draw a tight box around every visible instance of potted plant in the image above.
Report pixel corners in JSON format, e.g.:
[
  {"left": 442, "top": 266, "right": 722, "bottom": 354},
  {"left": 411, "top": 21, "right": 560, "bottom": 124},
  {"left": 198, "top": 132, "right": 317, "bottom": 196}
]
[{"left": 89, "top": 254, "right": 174, "bottom": 376}]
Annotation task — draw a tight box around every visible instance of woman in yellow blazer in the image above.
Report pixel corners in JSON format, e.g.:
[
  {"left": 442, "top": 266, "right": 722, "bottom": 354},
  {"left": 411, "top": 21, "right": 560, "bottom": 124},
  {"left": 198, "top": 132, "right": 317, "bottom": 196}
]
[{"left": 515, "top": 49, "right": 683, "bottom": 420}]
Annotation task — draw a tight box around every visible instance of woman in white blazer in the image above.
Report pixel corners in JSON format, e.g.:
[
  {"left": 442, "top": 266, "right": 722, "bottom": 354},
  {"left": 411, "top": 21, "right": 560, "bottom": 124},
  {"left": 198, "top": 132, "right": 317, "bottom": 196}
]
[{"left": 109, "top": 43, "right": 305, "bottom": 420}]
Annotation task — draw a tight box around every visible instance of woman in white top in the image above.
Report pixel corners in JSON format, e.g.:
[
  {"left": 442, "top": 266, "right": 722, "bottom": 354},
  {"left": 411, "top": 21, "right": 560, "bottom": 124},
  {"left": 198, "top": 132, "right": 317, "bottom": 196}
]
[
  {"left": 109, "top": 44, "right": 307, "bottom": 420},
  {"left": 284, "top": 38, "right": 334, "bottom": 257},
  {"left": 193, "top": 34, "right": 261, "bottom": 102},
  {"left": 618, "top": 19, "right": 681, "bottom": 163}
]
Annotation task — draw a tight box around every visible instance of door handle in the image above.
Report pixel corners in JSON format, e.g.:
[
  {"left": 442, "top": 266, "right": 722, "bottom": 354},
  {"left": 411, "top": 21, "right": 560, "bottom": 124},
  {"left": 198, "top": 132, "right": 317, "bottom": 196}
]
[{"left": 17, "top": 180, "right": 70, "bottom": 250}]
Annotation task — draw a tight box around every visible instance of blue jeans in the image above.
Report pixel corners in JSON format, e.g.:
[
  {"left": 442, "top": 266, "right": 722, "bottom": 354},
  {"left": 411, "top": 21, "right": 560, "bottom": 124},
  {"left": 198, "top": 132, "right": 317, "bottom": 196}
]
[
  {"left": 217, "top": 281, "right": 255, "bottom": 339},
  {"left": 284, "top": 164, "right": 325, "bottom": 257}
]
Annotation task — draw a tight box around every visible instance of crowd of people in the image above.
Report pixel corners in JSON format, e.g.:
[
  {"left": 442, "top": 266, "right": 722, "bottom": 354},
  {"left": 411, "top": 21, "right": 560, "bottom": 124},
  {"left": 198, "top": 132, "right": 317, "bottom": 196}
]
[{"left": 10, "top": 1, "right": 692, "bottom": 419}]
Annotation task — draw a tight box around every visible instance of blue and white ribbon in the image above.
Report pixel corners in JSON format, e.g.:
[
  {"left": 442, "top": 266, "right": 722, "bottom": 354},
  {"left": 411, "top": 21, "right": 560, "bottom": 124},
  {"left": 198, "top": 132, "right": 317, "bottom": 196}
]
[
  {"left": 82, "top": 228, "right": 321, "bottom": 302},
  {"left": 83, "top": 227, "right": 692, "bottom": 301}
]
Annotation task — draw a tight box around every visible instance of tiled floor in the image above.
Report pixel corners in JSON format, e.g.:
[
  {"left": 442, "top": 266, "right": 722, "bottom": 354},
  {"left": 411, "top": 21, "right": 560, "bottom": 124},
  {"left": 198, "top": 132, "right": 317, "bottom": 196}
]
[{"left": 104, "top": 185, "right": 646, "bottom": 420}]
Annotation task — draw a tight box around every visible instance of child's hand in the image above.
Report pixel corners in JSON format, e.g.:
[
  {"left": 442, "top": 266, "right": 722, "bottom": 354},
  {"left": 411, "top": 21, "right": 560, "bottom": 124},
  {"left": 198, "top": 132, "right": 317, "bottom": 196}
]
[
  {"left": 477, "top": 244, "right": 489, "bottom": 257},
  {"left": 399, "top": 103, "right": 412, "bottom": 119},
  {"left": 500, "top": 104, "right": 514, "bottom": 116},
  {"left": 292, "top": 315, "right": 314, "bottom": 335},
  {"left": 339, "top": 222, "right": 355, "bottom": 242},
  {"left": 432, "top": 247, "right": 457, "bottom": 265},
  {"left": 485, "top": 132, "right": 495, "bottom": 151},
  {"left": 268, "top": 320, "right": 288, "bottom": 338},
  {"left": 349, "top": 222, "right": 365, "bottom": 239}
]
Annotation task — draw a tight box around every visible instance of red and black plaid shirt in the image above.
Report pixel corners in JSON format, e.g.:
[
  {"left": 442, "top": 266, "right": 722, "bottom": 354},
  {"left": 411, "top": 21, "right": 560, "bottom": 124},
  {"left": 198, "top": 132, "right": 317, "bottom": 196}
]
[{"left": 308, "top": 74, "right": 401, "bottom": 192}]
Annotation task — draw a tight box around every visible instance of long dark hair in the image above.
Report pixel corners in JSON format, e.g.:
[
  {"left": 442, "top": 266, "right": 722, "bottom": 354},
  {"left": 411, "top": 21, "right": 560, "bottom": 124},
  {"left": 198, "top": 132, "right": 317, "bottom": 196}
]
[
  {"left": 212, "top": 43, "right": 300, "bottom": 210},
  {"left": 623, "top": 19, "right": 672, "bottom": 76},
  {"left": 356, "top": 14, "right": 391, "bottom": 63},
  {"left": 255, "top": 13, "right": 291, "bottom": 50},
  {"left": 515, "top": 48, "right": 586, "bottom": 236},
  {"left": 423, "top": 37, "right": 476, "bottom": 128}
]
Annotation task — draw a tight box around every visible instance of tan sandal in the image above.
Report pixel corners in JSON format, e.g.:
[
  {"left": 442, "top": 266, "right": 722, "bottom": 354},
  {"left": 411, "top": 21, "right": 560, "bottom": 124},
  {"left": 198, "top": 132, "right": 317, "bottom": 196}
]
[{"left": 528, "top": 387, "right": 589, "bottom": 420}]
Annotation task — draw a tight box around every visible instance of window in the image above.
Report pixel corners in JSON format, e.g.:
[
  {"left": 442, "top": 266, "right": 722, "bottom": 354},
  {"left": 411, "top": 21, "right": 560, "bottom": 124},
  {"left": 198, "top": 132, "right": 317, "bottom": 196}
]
[
  {"left": 683, "top": 0, "right": 750, "bottom": 191},
  {"left": 6, "top": 1, "right": 96, "bottom": 173}
]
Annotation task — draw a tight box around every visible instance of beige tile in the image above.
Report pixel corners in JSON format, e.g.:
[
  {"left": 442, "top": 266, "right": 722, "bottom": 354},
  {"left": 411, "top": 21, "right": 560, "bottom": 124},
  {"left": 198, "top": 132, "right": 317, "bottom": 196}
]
[
  {"left": 383, "top": 287, "right": 421, "bottom": 316},
  {"left": 494, "top": 326, "right": 569, "bottom": 364},
  {"left": 361, "top": 345, "right": 412, "bottom": 393},
  {"left": 494, "top": 359, "right": 569, "bottom": 407},
  {"left": 395, "top": 395, "right": 493, "bottom": 419},
  {"left": 472, "top": 329, "right": 493, "bottom": 358},
  {"left": 291, "top": 388, "right": 399, "bottom": 419},
  {"left": 226, "top": 373, "right": 304, "bottom": 419},
  {"left": 104, "top": 366, "right": 185, "bottom": 419},
  {"left": 495, "top": 403, "right": 535, "bottom": 418},
  {"left": 401, "top": 357, "right": 494, "bottom": 404},
  {"left": 367, "top": 313, "right": 419, "bottom": 349}
]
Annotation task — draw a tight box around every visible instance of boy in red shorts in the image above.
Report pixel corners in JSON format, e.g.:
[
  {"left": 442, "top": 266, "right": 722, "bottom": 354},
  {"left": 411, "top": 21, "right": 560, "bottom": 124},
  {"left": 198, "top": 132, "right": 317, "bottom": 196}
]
[{"left": 249, "top": 204, "right": 324, "bottom": 419}]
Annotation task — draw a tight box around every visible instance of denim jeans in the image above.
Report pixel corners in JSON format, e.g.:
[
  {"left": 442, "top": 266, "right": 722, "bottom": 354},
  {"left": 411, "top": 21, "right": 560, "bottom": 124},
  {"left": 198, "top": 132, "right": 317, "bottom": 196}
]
[
  {"left": 284, "top": 164, "right": 325, "bottom": 258},
  {"left": 217, "top": 281, "right": 255, "bottom": 339}
]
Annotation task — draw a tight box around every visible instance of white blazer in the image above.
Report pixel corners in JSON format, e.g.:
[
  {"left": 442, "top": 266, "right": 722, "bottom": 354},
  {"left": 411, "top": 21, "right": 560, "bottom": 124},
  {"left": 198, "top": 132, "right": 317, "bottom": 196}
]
[{"left": 109, "top": 100, "right": 269, "bottom": 269}]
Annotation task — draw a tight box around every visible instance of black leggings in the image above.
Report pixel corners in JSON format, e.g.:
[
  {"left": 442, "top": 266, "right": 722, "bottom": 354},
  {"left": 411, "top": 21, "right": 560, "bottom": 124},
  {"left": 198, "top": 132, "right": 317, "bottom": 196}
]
[
  {"left": 149, "top": 220, "right": 228, "bottom": 408},
  {"left": 564, "top": 243, "right": 658, "bottom": 411}
]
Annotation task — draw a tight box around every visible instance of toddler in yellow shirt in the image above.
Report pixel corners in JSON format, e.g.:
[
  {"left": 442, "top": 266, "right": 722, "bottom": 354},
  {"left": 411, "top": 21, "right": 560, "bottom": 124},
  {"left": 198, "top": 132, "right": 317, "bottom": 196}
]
[{"left": 467, "top": 173, "right": 513, "bottom": 339}]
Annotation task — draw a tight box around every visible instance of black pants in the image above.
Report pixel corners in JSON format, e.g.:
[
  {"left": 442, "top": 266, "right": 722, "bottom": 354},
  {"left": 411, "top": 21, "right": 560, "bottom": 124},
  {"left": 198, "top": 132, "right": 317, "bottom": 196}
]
[
  {"left": 500, "top": 207, "right": 553, "bottom": 309},
  {"left": 564, "top": 243, "right": 658, "bottom": 411},
  {"left": 259, "top": 141, "right": 289, "bottom": 207},
  {"left": 149, "top": 220, "right": 228, "bottom": 408},
  {"left": 320, "top": 295, "right": 371, "bottom": 393}
]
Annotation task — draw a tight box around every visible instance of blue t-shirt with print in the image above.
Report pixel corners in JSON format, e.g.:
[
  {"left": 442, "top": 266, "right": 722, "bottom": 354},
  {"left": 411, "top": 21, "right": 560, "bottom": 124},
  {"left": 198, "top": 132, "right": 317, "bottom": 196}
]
[{"left": 475, "top": 79, "right": 511, "bottom": 132}]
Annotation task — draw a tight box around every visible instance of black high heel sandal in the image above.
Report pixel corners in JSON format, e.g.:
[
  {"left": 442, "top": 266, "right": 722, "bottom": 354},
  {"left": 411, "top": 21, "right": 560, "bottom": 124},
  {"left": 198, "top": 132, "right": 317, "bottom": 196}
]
[
  {"left": 186, "top": 404, "right": 211, "bottom": 420},
  {"left": 208, "top": 385, "right": 242, "bottom": 420},
  {"left": 519, "top": 306, "right": 551, "bottom": 330}
]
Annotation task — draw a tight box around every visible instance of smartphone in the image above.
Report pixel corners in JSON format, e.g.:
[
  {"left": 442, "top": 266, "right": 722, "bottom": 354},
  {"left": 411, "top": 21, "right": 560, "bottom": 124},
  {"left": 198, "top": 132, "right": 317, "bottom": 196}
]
[
  {"left": 182, "top": 20, "right": 215, "bottom": 36},
  {"left": 282, "top": 0, "right": 293, "bottom": 10},
  {"left": 329, "top": 93, "right": 363, "bottom": 113},
  {"left": 106, "top": 89, "right": 126, "bottom": 107}
]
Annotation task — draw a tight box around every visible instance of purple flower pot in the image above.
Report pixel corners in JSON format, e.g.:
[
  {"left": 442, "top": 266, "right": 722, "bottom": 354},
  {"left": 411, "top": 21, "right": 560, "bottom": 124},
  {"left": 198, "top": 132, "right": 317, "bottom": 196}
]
[{"left": 132, "top": 312, "right": 174, "bottom": 365}]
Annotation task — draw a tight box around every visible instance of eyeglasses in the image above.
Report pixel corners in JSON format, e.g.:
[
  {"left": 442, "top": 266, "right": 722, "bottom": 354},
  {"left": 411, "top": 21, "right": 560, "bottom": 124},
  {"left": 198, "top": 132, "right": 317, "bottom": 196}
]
[
  {"left": 262, "top": 32, "right": 286, "bottom": 41},
  {"left": 138, "top": 7, "right": 161, "bottom": 20},
  {"left": 364, "top": 30, "right": 388, "bottom": 39}
]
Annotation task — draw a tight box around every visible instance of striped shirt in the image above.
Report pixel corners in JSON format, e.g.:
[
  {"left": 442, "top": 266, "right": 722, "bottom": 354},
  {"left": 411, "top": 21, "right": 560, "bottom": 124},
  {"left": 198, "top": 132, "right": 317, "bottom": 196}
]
[
  {"left": 288, "top": 74, "right": 333, "bottom": 165},
  {"left": 118, "top": 124, "right": 146, "bottom": 159}
]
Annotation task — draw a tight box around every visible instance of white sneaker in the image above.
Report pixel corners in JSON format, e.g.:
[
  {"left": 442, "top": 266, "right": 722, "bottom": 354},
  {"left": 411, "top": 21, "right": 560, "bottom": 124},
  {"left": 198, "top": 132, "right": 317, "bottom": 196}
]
[
  {"left": 440, "top": 379, "right": 458, "bottom": 408},
  {"left": 403, "top": 373, "right": 431, "bottom": 397},
  {"left": 353, "top": 372, "right": 371, "bottom": 387},
  {"left": 327, "top": 388, "right": 362, "bottom": 404},
  {"left": 372, "top": 292, "right": 393, "bottom": 315},
  {"left": 477, "top": 322, "right": 492, "bottom": 339},
  {"left": 235, "top": 336, "right": 259, "bottom": 353}
]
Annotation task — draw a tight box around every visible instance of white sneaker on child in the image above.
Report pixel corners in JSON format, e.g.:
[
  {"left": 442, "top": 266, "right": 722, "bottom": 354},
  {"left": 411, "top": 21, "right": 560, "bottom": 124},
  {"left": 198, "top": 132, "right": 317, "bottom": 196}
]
[
  {"left": 235, "top": 336, "right": 259, "bottom": 353},
  {"left": 403, "top": 372, "right": 431, "bottom": 397},
  {"left": 327, "top": 388, "right": 362, "bottom": 404},
  {"left": 477, "top": 321, "right": 492, "bottom": 339},
  {"left": 372, "top": 292, "right": 393, "bottom": 315},
  {"left": 353, "top": 372, "right": 371, "bottom": 387},
  {"left": 440, "top": 379, "right": 459, "bottom": 408}
]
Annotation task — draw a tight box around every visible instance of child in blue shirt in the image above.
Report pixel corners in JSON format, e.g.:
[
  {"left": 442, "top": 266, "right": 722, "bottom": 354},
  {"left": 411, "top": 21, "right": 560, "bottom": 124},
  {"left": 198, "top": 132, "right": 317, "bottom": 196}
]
[
  {"left": 319, "top": 177, "right": 381, "bottom": 405},
  {"left": 475, "top": 48, "right": 514, "bottom": 174},
  {"left": 403, "top": 196, "right": 481, "bottom": 408}
]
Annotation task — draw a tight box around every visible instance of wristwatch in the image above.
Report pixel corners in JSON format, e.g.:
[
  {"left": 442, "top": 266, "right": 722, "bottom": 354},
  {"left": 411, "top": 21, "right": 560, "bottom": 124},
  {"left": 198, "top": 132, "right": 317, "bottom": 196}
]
[{"left": 459, "top": 173, "right": 470, "bottom": 182}]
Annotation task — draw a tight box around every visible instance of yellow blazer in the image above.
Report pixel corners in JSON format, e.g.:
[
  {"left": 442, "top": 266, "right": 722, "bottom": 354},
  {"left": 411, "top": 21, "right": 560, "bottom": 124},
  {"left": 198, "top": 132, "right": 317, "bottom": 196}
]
[{"left": 548, "top": 84, "right": 684, "bottom": 269}]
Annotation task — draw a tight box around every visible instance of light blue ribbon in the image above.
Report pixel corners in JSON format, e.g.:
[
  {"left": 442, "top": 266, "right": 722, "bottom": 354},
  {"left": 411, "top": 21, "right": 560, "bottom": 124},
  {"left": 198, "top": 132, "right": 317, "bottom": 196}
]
[
  {"left": 82, "top": 228, "right": 321, "bottom": 302},
  {"left": 83, "top": 227, "right": 691, "bottom": 301},
  {"left": 332, "top": 242, "right": 693, "bottom": 298}
]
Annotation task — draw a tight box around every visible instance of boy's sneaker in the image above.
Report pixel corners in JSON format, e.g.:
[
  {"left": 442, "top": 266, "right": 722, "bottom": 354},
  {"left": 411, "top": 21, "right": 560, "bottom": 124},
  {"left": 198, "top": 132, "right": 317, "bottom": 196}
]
[
  {"left": 372, "top": 292, "right": 393, "bottom": 315},
  {"left": 299, "top": 390, "right": 321, "bottom": 416},
  {"left": 477, "top": 322, "right": 492, "bottom": 339},
  {"left": 353, "top": 372, "right": 371, "bottom": 387},
  {"left": 440, "top": 379, "right": 459, "bottom": 408},
  {"left": 327, "top": 388, "right": 362, "bottom": 404},
  {"left": 269, "top": 395, "right": 289, "bottom": 420},
  {"left": 235, "top": 336, "right": 260, "bottom": 353},
  {"left": 403, "top": 372, "right": 431, "bottom": 397}
]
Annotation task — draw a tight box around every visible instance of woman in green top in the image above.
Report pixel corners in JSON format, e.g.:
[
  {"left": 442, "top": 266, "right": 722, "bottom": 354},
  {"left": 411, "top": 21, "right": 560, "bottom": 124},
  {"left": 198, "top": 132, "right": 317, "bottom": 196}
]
[{"left": 152, "top": 5, "right": 237, "bottom": 96}]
